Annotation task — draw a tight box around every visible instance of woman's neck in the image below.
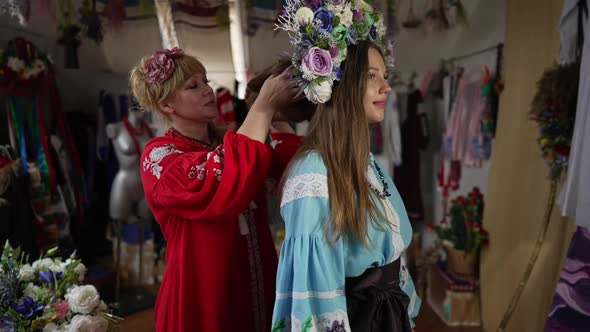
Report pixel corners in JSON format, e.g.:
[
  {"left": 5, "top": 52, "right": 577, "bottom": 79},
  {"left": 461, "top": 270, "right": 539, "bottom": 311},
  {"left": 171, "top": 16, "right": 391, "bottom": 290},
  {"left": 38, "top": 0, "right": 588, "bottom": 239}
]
[{"left": 172, "top": 121, "right": 210, "bottom": 144}]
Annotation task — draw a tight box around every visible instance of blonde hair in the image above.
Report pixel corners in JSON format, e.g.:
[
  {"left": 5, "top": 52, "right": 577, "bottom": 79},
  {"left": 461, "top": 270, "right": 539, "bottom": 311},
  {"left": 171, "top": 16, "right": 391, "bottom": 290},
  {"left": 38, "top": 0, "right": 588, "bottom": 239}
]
[
  {"left": 129, "top": 53, "right": 206, "bottom": 119},
  {"left": 281, "top": 41, "right": 387, "bottom": 246}
]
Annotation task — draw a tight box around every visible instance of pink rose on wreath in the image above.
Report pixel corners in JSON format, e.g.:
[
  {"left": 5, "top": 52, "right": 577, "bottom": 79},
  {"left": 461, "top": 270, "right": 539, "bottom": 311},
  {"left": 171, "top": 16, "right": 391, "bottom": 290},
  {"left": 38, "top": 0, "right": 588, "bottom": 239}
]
[
  {"left": 144, "top": 47, "right": 184, "bottom": 84},
  {"left": 303, "top": 47, "right": 333, "bottom": 77}
]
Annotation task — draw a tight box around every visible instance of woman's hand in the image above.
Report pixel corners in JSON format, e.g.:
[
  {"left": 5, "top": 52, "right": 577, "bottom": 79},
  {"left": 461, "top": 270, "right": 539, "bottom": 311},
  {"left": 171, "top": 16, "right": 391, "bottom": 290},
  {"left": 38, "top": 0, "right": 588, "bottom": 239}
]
[{"left": 251, "top": 70, "right": 299, "bottom": 115}]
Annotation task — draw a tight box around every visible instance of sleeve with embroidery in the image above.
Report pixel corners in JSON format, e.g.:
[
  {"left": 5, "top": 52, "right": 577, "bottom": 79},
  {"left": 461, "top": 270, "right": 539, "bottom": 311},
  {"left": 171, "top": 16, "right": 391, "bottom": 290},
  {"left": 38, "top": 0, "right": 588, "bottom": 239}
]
[
  {"left": 269, "top": 132, "right": 303, "bottom": 181},
  {"left": 400, "top": 255, "right": 421, "bottom": 328},
  {"left": 141, "top": 131, "right": 272, "bottom": 222},
  {"left": 271, "top": 156, "right": 351, "bottom": 332}
]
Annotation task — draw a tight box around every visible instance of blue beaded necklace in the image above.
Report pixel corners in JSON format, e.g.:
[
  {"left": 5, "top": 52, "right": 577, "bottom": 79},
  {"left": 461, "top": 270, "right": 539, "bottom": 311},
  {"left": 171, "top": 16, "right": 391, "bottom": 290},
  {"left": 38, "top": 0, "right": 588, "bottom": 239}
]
[{"left": 369, "top": 156, "right": 391, "bottom": 199}]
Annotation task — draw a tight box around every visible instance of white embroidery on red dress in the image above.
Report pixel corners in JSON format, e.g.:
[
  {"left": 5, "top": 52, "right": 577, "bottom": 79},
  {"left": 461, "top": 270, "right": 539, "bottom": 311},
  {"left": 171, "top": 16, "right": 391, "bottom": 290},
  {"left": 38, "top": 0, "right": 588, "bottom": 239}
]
[{"left": 143, "top": 144, "right": 182, "bottom": 179}]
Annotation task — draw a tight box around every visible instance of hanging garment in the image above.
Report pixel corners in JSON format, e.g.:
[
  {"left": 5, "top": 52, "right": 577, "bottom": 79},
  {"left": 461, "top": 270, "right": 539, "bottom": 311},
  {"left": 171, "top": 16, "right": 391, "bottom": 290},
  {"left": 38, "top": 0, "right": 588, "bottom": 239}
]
[
  {"left": 558, "top": 0, "right": 590, "bottom": 228},
  {"left": 545, "top": 226, "right": 590, "bottom": 330},
  {"left": 216, "top": 87, "right": 236, "bottom": 128},
  {"left": 394, "top": 90, "right": 429, "bottom": 222},
  {"left": 383, "top": 90, "right": 403, "bottom": 167},
  {"left": 443, "top": 78, "right": 488, "bottom": 167},
  {"left": 0, "top": 161, "right": 36, "bottom": 256}
]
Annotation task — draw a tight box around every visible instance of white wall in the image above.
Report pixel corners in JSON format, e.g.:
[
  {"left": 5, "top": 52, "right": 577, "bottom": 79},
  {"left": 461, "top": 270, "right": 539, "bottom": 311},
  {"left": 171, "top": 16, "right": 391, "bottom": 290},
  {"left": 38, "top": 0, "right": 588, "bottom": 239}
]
[{"left": 0, "top": 8, "right": 162, "bottom": 111}]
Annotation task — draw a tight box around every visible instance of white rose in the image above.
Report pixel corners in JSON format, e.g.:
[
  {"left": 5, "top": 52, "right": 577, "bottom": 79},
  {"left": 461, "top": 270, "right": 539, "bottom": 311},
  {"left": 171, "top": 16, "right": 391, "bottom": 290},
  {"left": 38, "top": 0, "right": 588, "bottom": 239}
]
[
  {"left": 19, "top": 264, "right": 35, "bottom": 281},
  {"left": 33, "top": 258, "right": 57, "bottom": 271},
  {"left": 23, "top": 282, "right": 40, "bottom": 299},
  {"left": 295, "top": 7, "right": 314, "bottom": 24},
  {"left": 43, "top": 323, "right": 65, "bottom": 332},
  {"left": 66, "top": 285, "right": 101, "bottom": 314},
  {"left": 66, "top": 315, "right": 108, "bottom": 332},
  {"left": 339, "top": 9, "right": 353, "bottom": 27},
  {"left": 74, "top": 263, "right": 88, "bottom": 283},
  {"left": 304, "top": 80, "right": 332, "bottom": 104}
]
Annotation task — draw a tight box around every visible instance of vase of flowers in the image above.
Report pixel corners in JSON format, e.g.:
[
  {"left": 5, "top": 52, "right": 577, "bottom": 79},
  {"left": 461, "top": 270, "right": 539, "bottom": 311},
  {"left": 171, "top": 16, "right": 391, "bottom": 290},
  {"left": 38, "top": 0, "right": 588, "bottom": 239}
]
[
  {"left": 0, "top": 241, "right": 121, "bottom": 332},
  {"left": 429, "top": 187, "right": 489, "bottom": 277}
]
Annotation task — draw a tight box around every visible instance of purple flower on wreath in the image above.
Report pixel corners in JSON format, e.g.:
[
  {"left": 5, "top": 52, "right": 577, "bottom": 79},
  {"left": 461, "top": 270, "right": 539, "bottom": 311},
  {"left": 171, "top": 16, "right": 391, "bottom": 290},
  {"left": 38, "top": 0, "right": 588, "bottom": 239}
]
[
  {"left": 369, "top": 25, "right": 378, "bottom": 41},
  {"left": 353, "top": 10, "right": 363, "bottom": 21},
  {"left": 314, "top": 8, "right": 334, "bottom": 33},
  {"left": 329, "top": 45, "right": 339, "bottom": 58},
  {"left": 334, "top": 67, "right": 343, "bottom": 81},
  {"left": 12, "top": 297, "right": 44, "bottom": 319},
  {"left": 310, "top": 0, "right": 323, "bottom": 10},
  {"left": 325, "top": 320, "right": 346, "bottom": 332},
  {"left": 347, "top": 25, "right": 358, "bottom": 44},
  {"left": 303, "top": 47, "right": 334, "bottom": 76},
  {"left": 39, "top": 270, "right": 64, "bottom": 284}
]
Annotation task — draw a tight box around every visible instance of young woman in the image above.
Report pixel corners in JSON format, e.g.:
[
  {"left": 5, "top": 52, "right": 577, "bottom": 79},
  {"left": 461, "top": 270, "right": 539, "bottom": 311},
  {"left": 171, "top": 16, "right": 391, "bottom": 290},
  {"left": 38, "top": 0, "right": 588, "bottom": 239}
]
[
  {"left": 272, "top": 1, "right": 421, "bottom": 331},
  {"left": 129, "top": 47, "right": 301, "bottom": 332}
]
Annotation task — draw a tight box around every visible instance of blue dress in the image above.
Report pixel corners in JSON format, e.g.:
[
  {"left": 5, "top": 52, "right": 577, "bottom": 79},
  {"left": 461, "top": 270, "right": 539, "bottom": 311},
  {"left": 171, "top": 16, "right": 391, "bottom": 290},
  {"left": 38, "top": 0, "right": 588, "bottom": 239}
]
[{"left": 272, "top": 152, "right": 421, "bottom": 331}]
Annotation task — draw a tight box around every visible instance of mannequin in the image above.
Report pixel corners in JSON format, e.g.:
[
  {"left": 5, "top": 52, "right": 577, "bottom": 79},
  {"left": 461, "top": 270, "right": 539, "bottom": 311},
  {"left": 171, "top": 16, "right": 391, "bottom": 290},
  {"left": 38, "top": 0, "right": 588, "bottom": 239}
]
[
  {"left": 106, "top": 110, "right": 154, "bottom": 222},
  {"left": 106, "top": 109, "right": 156, "bottom": 313}
]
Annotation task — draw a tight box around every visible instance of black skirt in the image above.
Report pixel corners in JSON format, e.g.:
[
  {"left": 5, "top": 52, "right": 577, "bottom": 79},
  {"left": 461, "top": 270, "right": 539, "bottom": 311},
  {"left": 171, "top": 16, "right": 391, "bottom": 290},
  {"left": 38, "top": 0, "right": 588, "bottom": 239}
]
[{"left": 345, "top": 259, "right": 412, "bottom": 332}]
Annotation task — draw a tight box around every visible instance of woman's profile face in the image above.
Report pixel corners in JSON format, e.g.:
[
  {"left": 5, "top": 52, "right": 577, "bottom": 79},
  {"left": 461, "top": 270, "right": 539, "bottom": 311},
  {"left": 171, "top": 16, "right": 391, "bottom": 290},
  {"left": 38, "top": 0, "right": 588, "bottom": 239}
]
[{"left": 363, "top": 47, "right": 391, "bottom": 124}]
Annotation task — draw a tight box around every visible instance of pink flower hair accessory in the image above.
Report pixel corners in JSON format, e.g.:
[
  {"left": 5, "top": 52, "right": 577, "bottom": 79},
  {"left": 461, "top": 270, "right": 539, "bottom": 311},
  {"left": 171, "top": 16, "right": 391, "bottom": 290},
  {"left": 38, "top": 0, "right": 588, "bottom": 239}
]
[{"left": 143, "top": 47, "right": 184, "bottom": 84}]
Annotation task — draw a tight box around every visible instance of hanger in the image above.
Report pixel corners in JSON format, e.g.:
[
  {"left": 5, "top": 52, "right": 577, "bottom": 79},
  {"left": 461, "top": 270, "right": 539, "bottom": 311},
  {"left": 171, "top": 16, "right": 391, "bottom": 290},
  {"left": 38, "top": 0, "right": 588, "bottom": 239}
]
[{"left": 0, "top": 145, "right": 14, "bottom": 161}]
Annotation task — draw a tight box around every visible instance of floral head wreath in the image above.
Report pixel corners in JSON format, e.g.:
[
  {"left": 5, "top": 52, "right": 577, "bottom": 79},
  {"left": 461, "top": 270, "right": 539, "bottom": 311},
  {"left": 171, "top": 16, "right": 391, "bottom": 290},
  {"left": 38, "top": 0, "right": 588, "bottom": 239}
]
[
  {"left": 276, "top": 0, "right": 391, "bottom": 104},
  {"left": 143, "top": 47, "right": 184, "bottom": 84}
]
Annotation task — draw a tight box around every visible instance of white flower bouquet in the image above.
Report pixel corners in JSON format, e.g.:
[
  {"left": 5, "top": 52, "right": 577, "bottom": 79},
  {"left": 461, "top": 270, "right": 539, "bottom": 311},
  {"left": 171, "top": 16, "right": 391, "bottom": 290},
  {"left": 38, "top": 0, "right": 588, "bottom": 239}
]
[{"left": 0, "top": 241, "right": 121, "bottom": 332}]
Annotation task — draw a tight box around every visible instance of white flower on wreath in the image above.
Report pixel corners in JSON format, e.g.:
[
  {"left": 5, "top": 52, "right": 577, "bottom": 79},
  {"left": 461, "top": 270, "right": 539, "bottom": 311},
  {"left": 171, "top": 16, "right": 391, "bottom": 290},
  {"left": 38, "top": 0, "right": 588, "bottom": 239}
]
[
  {"left": 295, "top": 7, "right": 314, "bottom": 24},
  {"left": 304, "top": 80, "right": 332, "bottom": 104},
  {"left": 301, "top": 62, "right": 318, "bottom": 82},
  {"left": 65, "top": 314, "right": 108, "bottom": 332},
  {"left": 328, "top": 3, "right": 354, "bottom": 27},
  {"left": 19, "top": 264, "right": 35, "bottom": 282},
  {"left": 7, "top": 57, "right": 25, "bottom": 72},
  {"left": 375, "top": 19, "right": 386, "bottom": 38},
  {"left": 66, "top": 285, "right": 101, "bottom": 314}
]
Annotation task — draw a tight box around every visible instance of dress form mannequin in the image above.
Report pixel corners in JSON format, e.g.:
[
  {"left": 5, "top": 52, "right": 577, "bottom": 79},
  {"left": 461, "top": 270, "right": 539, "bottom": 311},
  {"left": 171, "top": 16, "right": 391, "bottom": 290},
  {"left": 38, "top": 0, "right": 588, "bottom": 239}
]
[
  {"left": 106, "top": 110, "right": 154, "bottom": 222},
  {"left": 106, "top": 109, "right": 156, "bottom": 313}
]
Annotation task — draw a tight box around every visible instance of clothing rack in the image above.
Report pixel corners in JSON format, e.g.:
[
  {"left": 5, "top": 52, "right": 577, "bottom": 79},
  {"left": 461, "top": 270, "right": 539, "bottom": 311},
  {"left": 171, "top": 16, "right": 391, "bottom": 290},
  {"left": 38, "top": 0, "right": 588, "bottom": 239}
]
[{"left": 444, "top": 43, "right": 504, "bottom": 64}]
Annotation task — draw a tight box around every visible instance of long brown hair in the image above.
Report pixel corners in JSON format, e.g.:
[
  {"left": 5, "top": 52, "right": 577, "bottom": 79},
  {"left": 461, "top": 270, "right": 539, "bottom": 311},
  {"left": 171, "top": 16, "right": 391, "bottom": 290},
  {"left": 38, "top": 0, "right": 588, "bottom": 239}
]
[
  {"left": 247, "top": 58, "right": 316, "bottom": 123},
  {"left": 282, "top": 41, "right": 387, "bottom": 246}
]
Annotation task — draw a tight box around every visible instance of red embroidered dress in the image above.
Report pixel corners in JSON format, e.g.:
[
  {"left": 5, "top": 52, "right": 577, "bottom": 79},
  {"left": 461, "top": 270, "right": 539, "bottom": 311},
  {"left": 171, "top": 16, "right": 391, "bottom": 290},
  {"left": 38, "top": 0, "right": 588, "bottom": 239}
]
[{"left": 141, "top": 128, "right": 302, "bottom": 332}]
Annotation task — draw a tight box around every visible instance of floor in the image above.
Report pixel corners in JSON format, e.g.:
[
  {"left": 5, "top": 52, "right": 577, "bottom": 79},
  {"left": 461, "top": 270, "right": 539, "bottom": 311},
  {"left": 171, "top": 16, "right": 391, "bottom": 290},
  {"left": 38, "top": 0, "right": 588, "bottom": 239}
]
[{"left": 118, "top": 301, "right": 484, "bottom": 332}]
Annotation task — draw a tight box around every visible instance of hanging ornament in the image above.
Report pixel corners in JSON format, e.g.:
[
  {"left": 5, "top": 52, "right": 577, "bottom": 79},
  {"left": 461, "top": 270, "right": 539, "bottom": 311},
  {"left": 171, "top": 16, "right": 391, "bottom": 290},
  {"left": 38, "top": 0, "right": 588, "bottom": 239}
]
[
  {"left": 448, "top": 0, "right": 468, "bottom": 27},
  {"left": 79, "top": 0, "right": 104, "bottom": 44},
  {"left": 425, "top": 0, "right": 449, "bottom": 32},
  {"left": 0, "top": 0, "right": 31, "bottom": 26},
  {"left": 102, "top": 0, "right": 127, "bottom": 30},
  {"left": 57, "top": 0, "right": 81, "bottom": 69},
  {"left": 386, "top": 0, "right": 400, "bottom": 37},
  {"left": 402, "top": 0, "right": 422, "bottom": 29},
  {"left": 138, "top": 0, "right": 155, "bottom": 16}
]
